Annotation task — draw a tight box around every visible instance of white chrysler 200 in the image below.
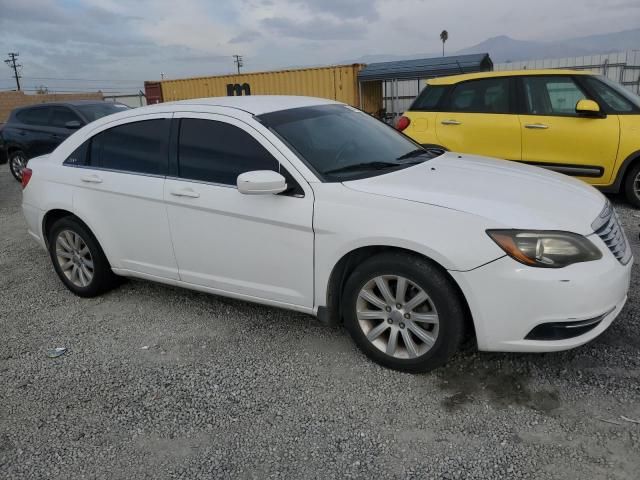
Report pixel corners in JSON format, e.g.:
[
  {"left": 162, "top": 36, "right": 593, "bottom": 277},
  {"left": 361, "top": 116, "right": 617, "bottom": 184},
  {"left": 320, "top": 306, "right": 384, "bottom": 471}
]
[{"left": 21, "top": 96, "right": 632, "bottom": 372}]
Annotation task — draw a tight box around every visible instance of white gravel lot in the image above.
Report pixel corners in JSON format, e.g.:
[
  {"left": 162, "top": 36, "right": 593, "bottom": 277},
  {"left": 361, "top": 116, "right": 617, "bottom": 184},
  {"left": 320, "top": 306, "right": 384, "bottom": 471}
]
[{"left": 1, "top": 166, "right": 639, "bottom": 479}]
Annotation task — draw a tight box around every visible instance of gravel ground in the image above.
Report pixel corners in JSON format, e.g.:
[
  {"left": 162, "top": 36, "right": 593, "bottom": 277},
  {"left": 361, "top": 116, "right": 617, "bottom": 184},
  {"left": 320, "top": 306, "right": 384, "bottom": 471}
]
[{"left": 1, "top": 165, "right": 639, "bottom": 480}]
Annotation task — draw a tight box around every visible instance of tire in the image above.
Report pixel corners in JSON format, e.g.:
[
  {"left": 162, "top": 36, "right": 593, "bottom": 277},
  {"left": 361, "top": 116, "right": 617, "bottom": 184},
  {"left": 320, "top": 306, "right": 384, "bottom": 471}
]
[
  {"left": 623, "top": 162, "right": 640, "bottom": 208},
  {"left": 8, "top": 150, "right": 27, "bottom": 182},
  {"left": 47, "top": 216, "right": 119, "bottom": 297},
  {"left": 342, "top": 252, "right": 465, "bottom": 373}
]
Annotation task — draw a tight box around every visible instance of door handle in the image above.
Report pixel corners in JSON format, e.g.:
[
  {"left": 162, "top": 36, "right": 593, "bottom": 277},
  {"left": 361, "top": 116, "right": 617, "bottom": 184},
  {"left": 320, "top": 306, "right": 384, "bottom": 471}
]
[
  {"left": 441, "top": 119, "right": 462, "bottom": 126},
  {"left": 170, "top": 189, "right": 200, "bottom": 198},
  {"left": 80, "top": 174, "right": 103, "bottom": 184},
  {"left": 524, "top": 123, "right": 549, "bottom": 129}
]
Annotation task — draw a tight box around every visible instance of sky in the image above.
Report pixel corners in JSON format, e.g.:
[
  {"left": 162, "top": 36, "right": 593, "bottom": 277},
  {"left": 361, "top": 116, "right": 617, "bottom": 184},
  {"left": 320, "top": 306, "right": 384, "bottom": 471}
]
[{"left": 0, "top": 0, "right": 638, "bottom": 94}]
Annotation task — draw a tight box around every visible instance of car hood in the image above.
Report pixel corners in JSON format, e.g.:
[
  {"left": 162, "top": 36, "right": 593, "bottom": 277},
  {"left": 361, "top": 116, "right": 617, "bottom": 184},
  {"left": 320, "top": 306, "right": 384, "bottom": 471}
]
[{"left": 343, "top": 152, "right": 606, "bottom": 234}]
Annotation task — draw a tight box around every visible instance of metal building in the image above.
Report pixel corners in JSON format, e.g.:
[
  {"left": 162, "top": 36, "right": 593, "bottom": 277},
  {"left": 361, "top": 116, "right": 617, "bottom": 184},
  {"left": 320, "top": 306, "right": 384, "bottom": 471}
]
[
  {"left": 495, "top": 50, "right": 640, "bottom": 94},
  {"left": 356, "top": 54, "right": 493, "bottom": 122}
]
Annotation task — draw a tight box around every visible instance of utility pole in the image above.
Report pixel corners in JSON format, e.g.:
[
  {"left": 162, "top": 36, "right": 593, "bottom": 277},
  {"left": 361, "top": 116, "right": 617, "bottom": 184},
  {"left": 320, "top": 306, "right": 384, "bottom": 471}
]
[
  {"left": 5, "top": 52, "right": 22, "bottom": 91},
  {"left": 233, "top": 55, "right": 243, "bottom": 74}
]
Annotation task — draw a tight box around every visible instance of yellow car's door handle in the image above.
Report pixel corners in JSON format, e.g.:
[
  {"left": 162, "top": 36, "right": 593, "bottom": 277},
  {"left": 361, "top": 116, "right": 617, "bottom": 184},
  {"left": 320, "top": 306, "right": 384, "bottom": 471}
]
[
  {"left": 524, "top": 123, "right": 549, "bottom": 129},
  {"left": 441, "top": 120, "right": 462, "bottom": 126}
]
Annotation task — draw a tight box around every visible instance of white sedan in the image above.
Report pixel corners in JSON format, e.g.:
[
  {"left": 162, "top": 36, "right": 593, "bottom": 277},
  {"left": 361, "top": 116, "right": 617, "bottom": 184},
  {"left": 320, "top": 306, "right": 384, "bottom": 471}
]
[{"left": 21, "top": 96, "right": 632, "bottom": 372}]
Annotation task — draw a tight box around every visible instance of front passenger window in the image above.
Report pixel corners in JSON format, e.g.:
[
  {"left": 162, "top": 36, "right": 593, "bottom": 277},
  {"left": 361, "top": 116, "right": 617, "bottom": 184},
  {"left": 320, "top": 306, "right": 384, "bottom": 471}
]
[
  {"left": 523, "top": 77, "right": 587, "bottom": 116},
  {"left": 178, "top": 119, "right": 279, "bottom": 185}
]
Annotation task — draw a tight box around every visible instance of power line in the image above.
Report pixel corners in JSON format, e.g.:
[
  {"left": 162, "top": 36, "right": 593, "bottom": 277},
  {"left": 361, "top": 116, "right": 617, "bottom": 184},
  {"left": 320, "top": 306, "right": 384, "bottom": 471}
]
[{"left": 4, "top": 53, "right": 22, "bottom": 91}]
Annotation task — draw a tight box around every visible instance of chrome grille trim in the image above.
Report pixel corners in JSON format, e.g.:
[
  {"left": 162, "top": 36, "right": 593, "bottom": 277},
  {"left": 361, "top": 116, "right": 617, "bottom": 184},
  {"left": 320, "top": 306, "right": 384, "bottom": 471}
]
[{"left": 592, "top": 201, "right": 632, "bottom": 265}]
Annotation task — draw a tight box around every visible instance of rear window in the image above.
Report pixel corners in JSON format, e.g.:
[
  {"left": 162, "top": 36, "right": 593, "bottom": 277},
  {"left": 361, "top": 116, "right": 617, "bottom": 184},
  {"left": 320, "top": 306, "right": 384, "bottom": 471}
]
[{"left": 410, "top": 85, "right": 447, "bottom": 111}]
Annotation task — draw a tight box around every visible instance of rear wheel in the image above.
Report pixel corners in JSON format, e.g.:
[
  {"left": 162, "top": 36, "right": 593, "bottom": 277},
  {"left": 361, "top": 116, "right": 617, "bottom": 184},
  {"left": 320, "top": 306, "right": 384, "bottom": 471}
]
[
  {"left": 623, "top": 162, "right": 640, "bottom": 208},
  {"left": 48, "top": 217, "right": 119, "bottom": 297},
  {"left": 342, "top": 252, "right": 465, "bottom": 373},
  {"left": 8, "top": 150, "right": 27, "bottom": 182}
]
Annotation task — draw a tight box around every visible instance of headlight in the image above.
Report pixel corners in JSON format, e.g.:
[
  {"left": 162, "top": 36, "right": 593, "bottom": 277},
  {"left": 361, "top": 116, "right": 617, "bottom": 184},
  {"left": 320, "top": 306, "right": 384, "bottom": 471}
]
[{"left": 487, "top": 230, "right": 602, "bottom": 268}]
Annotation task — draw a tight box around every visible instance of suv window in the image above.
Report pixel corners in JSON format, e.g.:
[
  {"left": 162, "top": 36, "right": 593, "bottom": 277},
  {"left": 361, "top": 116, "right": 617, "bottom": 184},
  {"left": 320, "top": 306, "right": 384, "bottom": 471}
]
[
  {"left": 90, "top": 119, "right": 169, "bottom": 175},
  {"left": 447, "top": 78, "right": 510, "bottom": 114},
  {"left": 523, "top": 76, "right": 587, "bottom": 115},
  {"left": 16, "top": 107, "right": 51, "bottom": 126},
  {"left": 51, "top": 107, "right": 82, "bottom": 127},
  {"left": 410, "top": 85, "right": 447, "bottom": 111},
  {"left": 178, "top": 118, "right": 278, "bottom": 186},
  {"left": 583, "top": 77, "right": 635, "bottom": 113}
]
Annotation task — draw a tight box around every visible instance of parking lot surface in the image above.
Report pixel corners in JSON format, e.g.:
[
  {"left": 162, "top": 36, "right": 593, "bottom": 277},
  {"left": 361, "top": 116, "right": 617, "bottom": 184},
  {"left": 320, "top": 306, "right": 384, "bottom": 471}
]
[{"left": 1, "top": 167, "right": 639, "bottom": 479}]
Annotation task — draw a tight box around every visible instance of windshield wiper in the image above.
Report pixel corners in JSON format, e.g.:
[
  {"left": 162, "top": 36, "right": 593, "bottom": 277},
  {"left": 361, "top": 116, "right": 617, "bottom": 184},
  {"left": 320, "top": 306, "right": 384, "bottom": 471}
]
[
  {"left": 396, "top": 148, "right": 433, "bottom": 161},
  {"left": 324, "top": 161, "right": 402, "bottom": 175}
]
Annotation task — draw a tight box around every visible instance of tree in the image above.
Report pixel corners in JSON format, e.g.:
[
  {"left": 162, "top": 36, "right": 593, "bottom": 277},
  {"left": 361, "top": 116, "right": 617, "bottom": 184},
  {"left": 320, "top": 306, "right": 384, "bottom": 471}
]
[{"left": 440, "top": 30, "right": 448, "bottom": 57}]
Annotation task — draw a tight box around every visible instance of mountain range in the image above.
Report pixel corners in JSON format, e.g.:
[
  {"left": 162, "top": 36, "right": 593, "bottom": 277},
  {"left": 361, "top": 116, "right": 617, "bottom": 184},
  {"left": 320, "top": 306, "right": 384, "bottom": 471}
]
[{"left": 345, "top": 28, "right": 640, "bottom": 65}]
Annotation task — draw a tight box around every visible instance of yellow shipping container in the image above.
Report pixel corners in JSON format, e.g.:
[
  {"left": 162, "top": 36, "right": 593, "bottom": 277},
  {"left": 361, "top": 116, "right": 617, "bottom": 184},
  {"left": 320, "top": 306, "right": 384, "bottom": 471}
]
[{"left": 153, "top": 64, "right": 382, "bottom": 115}]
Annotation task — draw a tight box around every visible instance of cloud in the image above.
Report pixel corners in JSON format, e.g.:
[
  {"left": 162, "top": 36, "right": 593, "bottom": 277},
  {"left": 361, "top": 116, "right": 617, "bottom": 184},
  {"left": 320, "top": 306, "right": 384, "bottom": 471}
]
[
  {"left": 291, "top": 0, "right": 379, "bottom": 20},
  {"left": 229, "top": 30, "right": 263, "bottom": 44},
  {"left": 261, "top": 17, "right": 367, "bottom": 40}
]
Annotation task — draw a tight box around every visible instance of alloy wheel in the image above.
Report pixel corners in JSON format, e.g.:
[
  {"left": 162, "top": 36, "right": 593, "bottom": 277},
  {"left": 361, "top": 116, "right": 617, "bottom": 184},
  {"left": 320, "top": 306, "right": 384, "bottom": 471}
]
[
  {"left": 10, "top": 152, "right": 27, "bottom": 180},
  {"left": 55, "top": 230, "right": 94, "bottom": 288},
  {"left": 356, "top": 275, "right": 439, "bottom": 359},
  {"left": 634, "top": 171, "right": 640, "bottom": 199}
]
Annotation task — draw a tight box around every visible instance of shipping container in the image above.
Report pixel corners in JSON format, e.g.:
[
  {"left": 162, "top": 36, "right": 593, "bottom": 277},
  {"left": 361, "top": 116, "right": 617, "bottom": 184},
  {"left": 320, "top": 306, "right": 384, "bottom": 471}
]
[{"left": 145, "top": 64, "right": 382, "bottom": 115}]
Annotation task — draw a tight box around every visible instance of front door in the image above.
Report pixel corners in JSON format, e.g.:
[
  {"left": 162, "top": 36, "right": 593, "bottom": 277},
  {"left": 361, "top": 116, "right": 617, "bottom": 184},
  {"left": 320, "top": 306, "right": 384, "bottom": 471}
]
[
  {"left": 435, "top": 76, "right": 521, "bottom": 161},
  {"left": 518, "top": 75, "right": 620, "bottom": 184},
  {"left": 164, "top": 113, "right": 315, "bottom": 308}
]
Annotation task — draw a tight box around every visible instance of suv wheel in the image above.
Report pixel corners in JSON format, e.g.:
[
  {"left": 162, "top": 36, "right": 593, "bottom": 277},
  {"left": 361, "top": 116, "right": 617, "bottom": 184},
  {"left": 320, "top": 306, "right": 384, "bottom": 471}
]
[
  {"left": 623, "top": 162, "right": 640, "bottom": 208},
  {"left": 8, "top": 150, "right": 27, "bottom": 182},
  {"left": 48, "top": 216, "right": 119, "bottom": 297},
  {"left": 342, "top": 252, "right": 465, "bottom": 373}
]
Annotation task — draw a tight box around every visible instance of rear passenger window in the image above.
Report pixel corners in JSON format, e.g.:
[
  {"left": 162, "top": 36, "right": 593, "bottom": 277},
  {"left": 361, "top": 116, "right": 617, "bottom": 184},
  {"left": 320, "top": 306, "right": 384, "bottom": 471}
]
[
  {"left": 448, "top": 78, "right": 510, "bottom": 114},
  {"left": 16, "top": 107, "right": 51, "bottom": 126},
  {"left": 178, "top": 118, "right": 278, "bottom": 185},
  {"left": 90, "top": 119, "right": 169, "bottom": 175}
]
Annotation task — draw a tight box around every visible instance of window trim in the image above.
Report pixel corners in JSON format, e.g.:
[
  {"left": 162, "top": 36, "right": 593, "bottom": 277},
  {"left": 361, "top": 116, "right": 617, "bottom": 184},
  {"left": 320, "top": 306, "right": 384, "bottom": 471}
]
[
  {"left": 440, "top": 77, "right": 516, "bottom": 115},
  {"left": 517, "top": 75, "right": 598, "bottom": 118}
]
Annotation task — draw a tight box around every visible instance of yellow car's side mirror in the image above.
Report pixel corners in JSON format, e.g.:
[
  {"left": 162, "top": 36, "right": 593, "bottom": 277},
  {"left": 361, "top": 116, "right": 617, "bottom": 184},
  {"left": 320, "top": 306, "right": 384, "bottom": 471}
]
[{"left": 576, "top": 99, "right": 603, "bottom": 117}]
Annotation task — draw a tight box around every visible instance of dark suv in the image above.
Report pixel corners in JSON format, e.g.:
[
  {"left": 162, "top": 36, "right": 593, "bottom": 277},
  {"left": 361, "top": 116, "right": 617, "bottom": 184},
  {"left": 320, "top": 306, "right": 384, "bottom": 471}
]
[{"left": 0, "top": 101, "right": 130, "bottom": 181}]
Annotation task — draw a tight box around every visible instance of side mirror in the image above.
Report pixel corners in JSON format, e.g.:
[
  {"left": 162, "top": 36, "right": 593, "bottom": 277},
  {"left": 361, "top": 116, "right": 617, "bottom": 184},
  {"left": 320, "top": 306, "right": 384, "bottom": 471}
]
[
  {"left": 237, "top": 170, "right": 287, "bottom": 195},
  {"left": 576, "top": 99, "right": 602, "bottom": 117},
  {"left": 64, "top": 120, "right": 82, "bottom": 129}
]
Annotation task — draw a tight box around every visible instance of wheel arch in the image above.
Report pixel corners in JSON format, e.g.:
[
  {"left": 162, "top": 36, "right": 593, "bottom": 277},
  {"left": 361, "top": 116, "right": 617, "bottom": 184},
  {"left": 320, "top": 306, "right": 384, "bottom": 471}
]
[
  {"left": 606, "top": 149, "right": 640, "bottom": 193},
  {"left": 42, "top": 209, "right": 110, "bottom": 264},
  {"left": 320, "top": 245, "right": 476, "bottom": 343}
]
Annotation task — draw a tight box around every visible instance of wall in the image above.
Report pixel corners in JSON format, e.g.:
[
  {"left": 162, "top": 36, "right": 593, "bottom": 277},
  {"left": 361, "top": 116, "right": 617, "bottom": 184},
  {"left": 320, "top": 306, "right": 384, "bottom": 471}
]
[{"left": 0, "top": 91, "right": 104, "bottom": 123}]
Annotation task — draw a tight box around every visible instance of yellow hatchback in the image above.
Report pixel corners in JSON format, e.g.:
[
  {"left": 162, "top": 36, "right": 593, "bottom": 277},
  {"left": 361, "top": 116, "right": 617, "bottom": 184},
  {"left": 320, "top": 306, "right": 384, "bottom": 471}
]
[{"left": 398, "top": 70, "right": 640, "bottom": 206}]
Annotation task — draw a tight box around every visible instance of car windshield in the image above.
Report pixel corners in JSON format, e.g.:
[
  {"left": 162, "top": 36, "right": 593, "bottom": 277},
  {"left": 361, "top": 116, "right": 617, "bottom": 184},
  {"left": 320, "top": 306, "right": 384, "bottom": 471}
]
[
  {"left": 594, "top": 76, "right": 640, "bottom": 109},
  {"left": 257, "top": 104, "right": 441, "bottom": 182},
  {"left": 75, "top": 103, "right": 130, "bottom": 122}
]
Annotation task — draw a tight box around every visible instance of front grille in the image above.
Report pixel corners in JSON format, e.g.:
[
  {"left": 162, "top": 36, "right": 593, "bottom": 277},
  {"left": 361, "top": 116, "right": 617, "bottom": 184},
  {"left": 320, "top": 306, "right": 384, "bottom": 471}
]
[{"left": 592, "top": 201, "right": 632, "bottom": 265}]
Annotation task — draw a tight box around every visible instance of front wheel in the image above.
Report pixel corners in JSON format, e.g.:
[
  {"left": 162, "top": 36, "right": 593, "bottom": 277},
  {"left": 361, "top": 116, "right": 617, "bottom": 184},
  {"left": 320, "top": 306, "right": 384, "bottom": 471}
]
[
  {"left": 342, "top": 252, "right": 466, "bottom": 373},
  {"left": 623, "top": 162, "right": 640, "bottom": 208},
  {"left": 8, "top": 150, "right": 27, "bottom": 182}
]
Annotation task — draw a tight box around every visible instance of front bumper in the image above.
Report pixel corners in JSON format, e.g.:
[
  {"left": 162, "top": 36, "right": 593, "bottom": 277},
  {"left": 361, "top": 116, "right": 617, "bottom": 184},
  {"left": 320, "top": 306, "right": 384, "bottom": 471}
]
[{"left": 450, "top": 245, "right": 632, "bottom": 353}]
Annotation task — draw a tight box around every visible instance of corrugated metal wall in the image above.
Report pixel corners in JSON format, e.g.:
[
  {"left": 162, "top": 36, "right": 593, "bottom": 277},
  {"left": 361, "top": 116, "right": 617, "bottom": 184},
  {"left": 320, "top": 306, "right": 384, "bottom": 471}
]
[
  {"left": 155, "top": 65, "right": 382, "bottom": 115},
  {"left": 495, "top": 50, "right": 640, "bottom": 94}
]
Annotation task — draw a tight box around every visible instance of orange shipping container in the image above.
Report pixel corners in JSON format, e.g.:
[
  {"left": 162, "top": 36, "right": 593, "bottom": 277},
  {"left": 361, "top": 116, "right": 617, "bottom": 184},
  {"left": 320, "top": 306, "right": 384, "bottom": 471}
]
[{"left": 148, "top": 64, "right": 382, "bottom": 115}]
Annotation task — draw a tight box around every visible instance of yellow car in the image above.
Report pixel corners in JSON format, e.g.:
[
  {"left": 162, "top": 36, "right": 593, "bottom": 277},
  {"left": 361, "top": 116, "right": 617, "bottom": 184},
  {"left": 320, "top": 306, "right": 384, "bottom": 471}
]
[{"left": 397, "top": 70, "right": 640, "bottom": 206}]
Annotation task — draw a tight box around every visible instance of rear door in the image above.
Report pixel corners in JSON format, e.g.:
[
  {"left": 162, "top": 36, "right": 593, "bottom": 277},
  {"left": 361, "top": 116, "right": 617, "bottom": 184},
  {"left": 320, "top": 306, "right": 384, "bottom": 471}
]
[
  {"left": 517, "top": 75, "right": 619, "bottom": 184},
  {"left": 435, "top": 77, "right": 521, "bottom": 161},
  {"left": 68, "top": 114, "right": 179, "bottom": 279},
  {"left": 164, "top": 112, "right": 315, "bottom": 307}
]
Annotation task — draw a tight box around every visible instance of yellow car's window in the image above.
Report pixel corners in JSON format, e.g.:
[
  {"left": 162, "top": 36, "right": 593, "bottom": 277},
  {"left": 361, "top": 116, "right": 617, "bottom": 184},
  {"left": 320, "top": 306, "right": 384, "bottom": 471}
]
[{"left": 523, "top": 76, "right": 586, "bottom": 115}]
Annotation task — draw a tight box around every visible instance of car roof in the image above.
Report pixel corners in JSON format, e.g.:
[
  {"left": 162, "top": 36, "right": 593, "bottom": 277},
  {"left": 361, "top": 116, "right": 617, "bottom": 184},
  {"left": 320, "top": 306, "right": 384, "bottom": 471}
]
[
  {"left": 12, "top": 100, "right": 114, "bottom": 112},
  {"left": 427, "top": 69, "right": 594, "bottom": 85},
  {"left": 161, "top": 95, "right": 340, "bottom": 115}
]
